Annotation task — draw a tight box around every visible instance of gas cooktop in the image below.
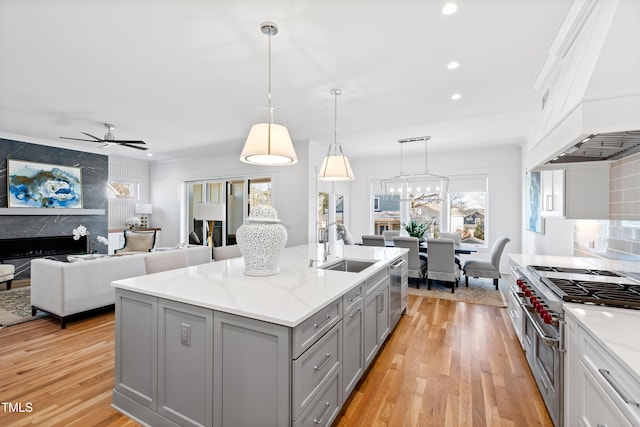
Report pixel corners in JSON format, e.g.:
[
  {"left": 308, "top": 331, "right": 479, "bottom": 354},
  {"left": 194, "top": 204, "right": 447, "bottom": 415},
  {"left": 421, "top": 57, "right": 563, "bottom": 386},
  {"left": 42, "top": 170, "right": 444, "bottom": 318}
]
[
  {"left": 542, "top": 277, "right": 640, "bottom": 310},
  {"left": 528, "top": 265, "right": 624, "bottom": 277}
]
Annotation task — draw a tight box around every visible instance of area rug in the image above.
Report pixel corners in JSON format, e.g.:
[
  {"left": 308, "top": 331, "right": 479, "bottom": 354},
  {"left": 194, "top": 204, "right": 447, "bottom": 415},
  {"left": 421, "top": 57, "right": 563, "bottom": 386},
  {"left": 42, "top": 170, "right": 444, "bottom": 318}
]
[
  {"left": 0, "top": 287, "right": 46, "bottom": 328},
  {"left": 408, "top": 278, "right": 507, "bottom": 307}
]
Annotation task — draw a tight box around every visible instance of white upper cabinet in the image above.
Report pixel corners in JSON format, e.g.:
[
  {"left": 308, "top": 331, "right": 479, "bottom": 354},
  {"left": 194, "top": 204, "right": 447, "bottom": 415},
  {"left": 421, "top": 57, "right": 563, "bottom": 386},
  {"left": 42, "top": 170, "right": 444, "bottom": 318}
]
[{"left": 540, "top": 163, "right": 609, "bottom": 220}]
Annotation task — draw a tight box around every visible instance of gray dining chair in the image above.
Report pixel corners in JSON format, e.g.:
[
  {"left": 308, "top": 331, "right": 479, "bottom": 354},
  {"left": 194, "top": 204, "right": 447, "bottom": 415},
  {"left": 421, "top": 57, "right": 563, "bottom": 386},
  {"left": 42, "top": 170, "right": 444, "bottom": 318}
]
[
  {"left": 426, "top": 238, "right": 460, "bottom": 293},
  {"left": 382, "top": 230, "right": 400, "bottom": 241},
  {"left": 392, "top": 236, "right": 427, "bottom": 287},
  {"left": 463, "top": 236, "right": 510, "bottom": 290},
  {"left": 438, "top": 232, "right": 462, "bottom": 269},
  {"left": 361, "top": 235, "right": 386, "bottom": 247}
]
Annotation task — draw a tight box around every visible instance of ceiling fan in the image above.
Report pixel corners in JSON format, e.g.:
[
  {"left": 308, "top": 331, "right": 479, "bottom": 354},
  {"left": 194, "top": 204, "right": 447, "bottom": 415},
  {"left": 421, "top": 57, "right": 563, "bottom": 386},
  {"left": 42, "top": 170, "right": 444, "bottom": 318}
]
[{"left": 60, "top": 123, "right": 148, "bottom": 151}]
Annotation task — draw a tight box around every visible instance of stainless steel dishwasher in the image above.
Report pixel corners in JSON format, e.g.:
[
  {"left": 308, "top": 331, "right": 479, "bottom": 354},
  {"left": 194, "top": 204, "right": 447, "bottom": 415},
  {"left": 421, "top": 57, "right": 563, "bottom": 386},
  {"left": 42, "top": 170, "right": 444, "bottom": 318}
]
[{"left": 389, "top": 256, "right": 408, "bottom": 330}]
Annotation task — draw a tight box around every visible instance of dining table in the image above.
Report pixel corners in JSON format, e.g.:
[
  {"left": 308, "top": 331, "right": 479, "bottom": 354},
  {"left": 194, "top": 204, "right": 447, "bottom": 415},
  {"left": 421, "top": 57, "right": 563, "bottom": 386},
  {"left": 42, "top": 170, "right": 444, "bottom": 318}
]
[{"left": 384, "top": 240, "right": 478, "bottom": 254}]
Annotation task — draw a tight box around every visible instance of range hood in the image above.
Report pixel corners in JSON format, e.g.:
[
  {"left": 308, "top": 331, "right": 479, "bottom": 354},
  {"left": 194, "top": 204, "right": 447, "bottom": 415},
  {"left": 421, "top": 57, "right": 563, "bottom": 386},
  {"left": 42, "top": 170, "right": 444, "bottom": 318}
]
[
  {"left": 547, "top": 130, "right": 640, "bottom": 164},
  {"left": 527, "top": 0, "right": 640, "bottom": 168}
]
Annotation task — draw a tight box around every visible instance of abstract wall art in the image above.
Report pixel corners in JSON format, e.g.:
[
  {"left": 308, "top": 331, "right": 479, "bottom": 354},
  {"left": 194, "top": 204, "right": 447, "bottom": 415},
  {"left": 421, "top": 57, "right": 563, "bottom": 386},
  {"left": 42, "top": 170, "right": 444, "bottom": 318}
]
[
  {"left": 8, "top": 159, "right": 83, "bottom": 208},
  {"left": 526, "top": 170, "right": 544, "bottom": 234}
]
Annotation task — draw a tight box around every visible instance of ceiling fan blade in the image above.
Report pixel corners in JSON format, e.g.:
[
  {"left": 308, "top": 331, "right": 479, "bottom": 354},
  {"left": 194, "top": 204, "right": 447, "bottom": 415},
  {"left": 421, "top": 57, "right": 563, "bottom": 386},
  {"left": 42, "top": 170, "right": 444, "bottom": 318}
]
[
  {"left": 120, "top": 143, "right": 149, "bottom": 151},
  {"left": 80, "top": 132, "right": 104, "bottom": 141},
  {"left": 111, "top": 140, "right": 146, "bottom": 144},
  {"left": 60, "top": 136, "right": 101, "bottom": 142}
]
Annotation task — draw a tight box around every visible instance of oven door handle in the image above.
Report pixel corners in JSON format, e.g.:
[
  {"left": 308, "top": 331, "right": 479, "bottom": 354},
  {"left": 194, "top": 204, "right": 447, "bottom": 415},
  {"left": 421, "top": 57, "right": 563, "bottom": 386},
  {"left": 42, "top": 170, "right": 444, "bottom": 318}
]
[{"left": 523, "top": 306, "right": 559, "bottom": 347}]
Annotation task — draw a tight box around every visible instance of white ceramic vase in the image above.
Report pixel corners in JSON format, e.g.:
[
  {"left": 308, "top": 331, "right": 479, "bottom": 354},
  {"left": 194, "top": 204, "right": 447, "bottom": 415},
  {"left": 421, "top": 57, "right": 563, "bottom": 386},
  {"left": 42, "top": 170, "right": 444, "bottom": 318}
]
[{"left": 236, "top": 204, "right": 288, "bottom": 276}]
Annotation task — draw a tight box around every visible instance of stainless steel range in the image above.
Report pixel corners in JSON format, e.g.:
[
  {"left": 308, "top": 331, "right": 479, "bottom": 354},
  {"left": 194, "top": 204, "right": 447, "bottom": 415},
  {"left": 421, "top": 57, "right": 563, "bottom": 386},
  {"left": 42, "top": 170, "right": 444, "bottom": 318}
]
[{"left": 508, "top": 263, "right": 640, "bottom": 427}]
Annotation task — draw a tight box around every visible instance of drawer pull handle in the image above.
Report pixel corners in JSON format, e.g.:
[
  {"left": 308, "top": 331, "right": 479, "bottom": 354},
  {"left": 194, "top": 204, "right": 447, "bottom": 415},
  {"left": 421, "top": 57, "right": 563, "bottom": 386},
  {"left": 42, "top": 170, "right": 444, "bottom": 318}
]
[
  {"left": 313, "top": 315, "right": 332, "bottom": 329},
  {"left": 313, "top": 402, "right": 332, "bottom": 424},
  {"left": 347, "top": 292, "right": 361, "bottom": 302},
  {"left": 314, "top": 353, "right": 332, "bottom": 371},
  {"left": 349, "top": 308, "right": 362, "bottom": 319},
  {"left": 599, "top": 368, "right": 640, "bottom": 407}
]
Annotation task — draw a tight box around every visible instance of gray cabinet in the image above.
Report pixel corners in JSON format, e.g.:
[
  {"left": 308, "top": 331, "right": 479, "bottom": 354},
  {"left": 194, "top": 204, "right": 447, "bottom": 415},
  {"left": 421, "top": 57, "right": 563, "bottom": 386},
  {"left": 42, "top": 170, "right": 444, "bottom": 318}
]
[
  {"left": 364, "top": 278, "right": 390, "bottom": 369},
  {"left": 114, "top": 291, "right": 215, "bottom": 427},
  {"left": 158, "top": 299, "right": 214, "bottom": 427},
  {"left": 114, "top": 289, "right": 158, "bottom": 410},
  {"left": 341, "top": 284, "right": 364, "bottom": 401},
  {"left": 292, "top": 321, "right": 342, "bottom": 421},
  {"left": 213, "top": 310, "right": 290, "bottom": 427}
]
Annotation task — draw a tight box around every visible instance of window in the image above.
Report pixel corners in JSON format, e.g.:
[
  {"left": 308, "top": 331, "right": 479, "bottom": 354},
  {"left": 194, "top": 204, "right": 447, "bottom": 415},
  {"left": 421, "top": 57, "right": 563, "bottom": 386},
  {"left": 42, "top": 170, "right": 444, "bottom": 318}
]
[{"left": 371, "top": 174, "right": 488, "bottom": 244}]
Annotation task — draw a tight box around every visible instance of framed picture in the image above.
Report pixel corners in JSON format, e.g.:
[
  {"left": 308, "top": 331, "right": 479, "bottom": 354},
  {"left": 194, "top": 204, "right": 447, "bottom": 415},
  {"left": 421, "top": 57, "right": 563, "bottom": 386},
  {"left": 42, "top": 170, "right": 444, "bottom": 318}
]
[
  {"left": 7, "top": 159, "right": 83, "bottom": 208},
  {"left": 526, "top": 171, "right": 544, "bottom": 234}
]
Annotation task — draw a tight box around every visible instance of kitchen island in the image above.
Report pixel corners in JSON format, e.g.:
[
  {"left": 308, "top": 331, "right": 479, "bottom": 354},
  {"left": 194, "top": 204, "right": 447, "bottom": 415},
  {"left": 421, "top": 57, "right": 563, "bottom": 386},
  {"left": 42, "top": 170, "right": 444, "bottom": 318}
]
[{"left": 111, "top": 243, "right": 407, "bottom": 427}]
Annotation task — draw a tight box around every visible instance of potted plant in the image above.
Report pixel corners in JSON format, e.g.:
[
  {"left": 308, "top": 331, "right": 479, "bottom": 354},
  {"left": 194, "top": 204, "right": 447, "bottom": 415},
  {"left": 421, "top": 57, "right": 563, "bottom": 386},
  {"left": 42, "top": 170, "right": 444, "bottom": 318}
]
[{"left": 402, "top": 220, "right": 427, "bottom": 240}]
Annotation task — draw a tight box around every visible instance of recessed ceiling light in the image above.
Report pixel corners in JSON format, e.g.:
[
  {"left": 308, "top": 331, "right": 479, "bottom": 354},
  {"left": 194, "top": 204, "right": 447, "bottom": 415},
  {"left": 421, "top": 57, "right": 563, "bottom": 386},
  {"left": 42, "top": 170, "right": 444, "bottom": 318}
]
[
  {"left": 447, "top": 61, "right": 460, "bottom": 70},
  {"left": 442, "top": 2, "right": 458, "bottom": 15},
  {"left": 146, "top": 153, "right": 153, "bottom": 157},
  {"left": 451, "top": 93, "right": 462, "bottom": 100}
]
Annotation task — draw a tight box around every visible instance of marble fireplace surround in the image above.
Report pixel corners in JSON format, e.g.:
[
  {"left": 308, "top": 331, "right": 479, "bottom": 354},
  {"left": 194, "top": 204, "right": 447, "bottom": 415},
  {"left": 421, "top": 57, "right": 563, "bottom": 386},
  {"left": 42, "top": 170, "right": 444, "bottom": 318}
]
[{"left": 0, "top": 138, "right": 109, "bottom": 279}]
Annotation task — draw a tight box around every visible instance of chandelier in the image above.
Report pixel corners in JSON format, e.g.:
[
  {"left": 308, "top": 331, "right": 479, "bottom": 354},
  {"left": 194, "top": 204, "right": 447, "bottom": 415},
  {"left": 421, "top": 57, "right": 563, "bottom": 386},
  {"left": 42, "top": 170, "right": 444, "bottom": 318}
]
[{"left": 379, "top": 136, "right": 449, "bottom": 202}]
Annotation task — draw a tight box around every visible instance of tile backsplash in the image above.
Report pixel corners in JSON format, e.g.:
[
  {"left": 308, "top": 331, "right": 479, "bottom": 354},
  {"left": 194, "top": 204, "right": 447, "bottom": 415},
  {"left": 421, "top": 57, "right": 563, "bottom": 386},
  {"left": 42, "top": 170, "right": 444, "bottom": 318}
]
[
  {"left": 575, "top": 220, "right": 640, "bottom": 261},
  {"left": 609, "top": 151, "right": 640, "bottom": 221}
]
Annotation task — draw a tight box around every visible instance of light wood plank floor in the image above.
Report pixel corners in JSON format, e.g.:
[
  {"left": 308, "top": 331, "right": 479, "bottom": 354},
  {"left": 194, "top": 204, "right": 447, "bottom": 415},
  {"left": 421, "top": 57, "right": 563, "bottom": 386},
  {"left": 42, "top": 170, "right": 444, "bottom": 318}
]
[{"left": 0, "top": 293, "right": 552, "bottom": 426}]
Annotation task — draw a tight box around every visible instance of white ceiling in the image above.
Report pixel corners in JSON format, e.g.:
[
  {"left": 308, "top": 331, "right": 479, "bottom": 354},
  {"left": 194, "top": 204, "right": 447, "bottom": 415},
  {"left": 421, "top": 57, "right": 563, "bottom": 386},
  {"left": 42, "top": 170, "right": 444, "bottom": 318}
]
[{"left": 0, "top": 0, "right": 573, "bottom": 161}]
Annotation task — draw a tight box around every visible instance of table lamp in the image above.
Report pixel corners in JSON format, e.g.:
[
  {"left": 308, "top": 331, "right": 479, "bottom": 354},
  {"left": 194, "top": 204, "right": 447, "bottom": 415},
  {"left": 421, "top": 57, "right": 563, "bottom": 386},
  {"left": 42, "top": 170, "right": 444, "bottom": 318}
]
[{"left": 135, "top": 204, "right": 153, "bottom": 228}]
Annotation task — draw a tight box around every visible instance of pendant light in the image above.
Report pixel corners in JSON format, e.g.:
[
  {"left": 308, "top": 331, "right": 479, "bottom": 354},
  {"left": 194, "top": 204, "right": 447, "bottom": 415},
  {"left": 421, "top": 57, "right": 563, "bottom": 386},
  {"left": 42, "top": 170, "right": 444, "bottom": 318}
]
[
  {"left": 240, "top": 22, "right": 297, "bottom": 166},
  {"left": 318, "top": 89, "right": 354, "bottom": 181}
]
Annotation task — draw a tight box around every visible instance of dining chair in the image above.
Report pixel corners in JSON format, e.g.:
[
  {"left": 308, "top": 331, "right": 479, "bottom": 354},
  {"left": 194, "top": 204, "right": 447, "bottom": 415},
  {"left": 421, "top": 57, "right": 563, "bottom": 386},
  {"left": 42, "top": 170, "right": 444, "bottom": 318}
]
[
  {"left": 438, "top": 232, "right": 462, "bottom": 269},
  {"left": 426, "top": 238, "right": 460, "bottom": 293},
  {"left": 463, "top": 236, "right": 510, "bottom": 290},
  {"left": 382, "top": 230, "right": 400, "bottom": 241},
  {"left": 361, "top": 235, "right": 386, "bottom": 247},
  {"left": 144, "top": 250, "right": 189, "bottom": 274},
  {"left": 213, "top": 244, "right": 242, "bottom": 260},
  {"left": 392, "top": 236, "right": 427, "bottom": 287},
  {"left": 338, "top": 226, "right": 354, "bottom": 245}
]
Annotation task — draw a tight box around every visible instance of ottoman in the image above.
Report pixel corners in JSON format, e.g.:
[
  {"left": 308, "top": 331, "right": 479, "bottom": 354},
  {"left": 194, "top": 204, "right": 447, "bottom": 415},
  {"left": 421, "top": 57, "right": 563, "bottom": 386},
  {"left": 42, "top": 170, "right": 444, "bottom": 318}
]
[{"left": 0, "top": 263, "right": 15, "bottom": 290}]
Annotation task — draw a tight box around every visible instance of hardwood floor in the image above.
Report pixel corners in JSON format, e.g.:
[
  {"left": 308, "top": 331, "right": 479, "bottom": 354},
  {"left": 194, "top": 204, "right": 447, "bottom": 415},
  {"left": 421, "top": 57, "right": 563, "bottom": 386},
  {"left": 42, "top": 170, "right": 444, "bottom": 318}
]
[
  {"left": 0, "top": 294, "right": 552, "bottom": 426},
  {"left": 334, "top": 296, "right": 553, "bottom": 427}
]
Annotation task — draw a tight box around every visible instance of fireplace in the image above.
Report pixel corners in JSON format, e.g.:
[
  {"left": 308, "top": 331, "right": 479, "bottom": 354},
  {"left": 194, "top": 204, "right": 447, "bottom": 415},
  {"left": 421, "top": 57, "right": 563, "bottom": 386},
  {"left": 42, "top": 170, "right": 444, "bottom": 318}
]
[{"left": 0, "top": 235, "right": 87, "bottom": 260}]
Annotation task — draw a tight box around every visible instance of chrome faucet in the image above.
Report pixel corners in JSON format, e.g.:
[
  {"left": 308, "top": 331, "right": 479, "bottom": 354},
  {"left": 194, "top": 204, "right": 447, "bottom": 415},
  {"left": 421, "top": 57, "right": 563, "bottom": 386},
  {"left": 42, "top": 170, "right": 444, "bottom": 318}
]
[{"left": 323, "top": 222, "right": 343, "bottom": 261}]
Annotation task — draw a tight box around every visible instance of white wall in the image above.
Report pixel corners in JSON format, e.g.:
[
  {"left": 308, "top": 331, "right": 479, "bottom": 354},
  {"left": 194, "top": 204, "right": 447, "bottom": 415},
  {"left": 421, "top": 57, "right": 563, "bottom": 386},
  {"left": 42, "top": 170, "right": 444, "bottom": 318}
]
[
  {"left": 349, "top": 145, "right": 522, "bottom": 271},
  {"left": 148, "top": 141, "right": 310, "bottom": 248}
]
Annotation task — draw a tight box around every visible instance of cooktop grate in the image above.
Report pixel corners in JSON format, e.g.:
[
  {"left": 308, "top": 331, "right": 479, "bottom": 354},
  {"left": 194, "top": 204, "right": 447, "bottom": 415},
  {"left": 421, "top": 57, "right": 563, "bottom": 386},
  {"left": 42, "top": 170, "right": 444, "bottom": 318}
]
[
  {"left": 528, "top": 265, "right": 624, "bottom": 277},
  {"left": 543, "top": 277, "right": 640, "bottom": 309}
]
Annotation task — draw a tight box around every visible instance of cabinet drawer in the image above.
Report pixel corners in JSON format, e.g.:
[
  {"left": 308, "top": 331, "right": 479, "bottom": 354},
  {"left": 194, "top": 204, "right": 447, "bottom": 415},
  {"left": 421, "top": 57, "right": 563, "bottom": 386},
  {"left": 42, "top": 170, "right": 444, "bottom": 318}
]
[
  {"left": 364, "top": 268, "right": 389, "bottom": 297},
  {"left": 343, "top": 284, "right": 363, "bottom": 315},
  {"left": 292, "top": 322, "right": 341, "bottom": 419},
  {"left": 293, "top": 371, "right": 341, "bottom": 427},
  {"left": 292, "top": 299, "right": 341, "bottom": 359},
  {"left": 580, "top": 326, "right": 640, "bottom": 424},
  {"left": 577, "top": 364, "right": 633, "bottom": 427}
]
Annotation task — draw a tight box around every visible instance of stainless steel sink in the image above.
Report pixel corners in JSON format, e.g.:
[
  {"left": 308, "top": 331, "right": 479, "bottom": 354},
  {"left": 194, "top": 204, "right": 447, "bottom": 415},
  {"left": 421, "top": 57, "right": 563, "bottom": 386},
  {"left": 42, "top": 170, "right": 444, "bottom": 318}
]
[{"left": 318, "top": 258, "right": 377, "bottom": 273}]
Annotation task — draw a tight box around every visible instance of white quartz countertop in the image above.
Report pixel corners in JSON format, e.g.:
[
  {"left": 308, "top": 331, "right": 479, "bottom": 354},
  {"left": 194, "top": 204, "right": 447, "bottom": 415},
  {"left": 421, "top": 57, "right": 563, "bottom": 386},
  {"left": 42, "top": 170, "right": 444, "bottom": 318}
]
[
  {"left": 112, "top": 244, "right": 406, "bottom": 327},
  {"left": 564, "top": 304, "right": 640, "bottom": 384}
]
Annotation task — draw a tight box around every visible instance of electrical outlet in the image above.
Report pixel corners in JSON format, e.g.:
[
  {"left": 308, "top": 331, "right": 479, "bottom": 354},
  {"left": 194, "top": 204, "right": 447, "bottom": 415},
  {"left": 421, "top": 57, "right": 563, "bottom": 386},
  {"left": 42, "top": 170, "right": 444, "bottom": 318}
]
[{"left": 181, "top": 323, "right": 191, "bottom": 346}]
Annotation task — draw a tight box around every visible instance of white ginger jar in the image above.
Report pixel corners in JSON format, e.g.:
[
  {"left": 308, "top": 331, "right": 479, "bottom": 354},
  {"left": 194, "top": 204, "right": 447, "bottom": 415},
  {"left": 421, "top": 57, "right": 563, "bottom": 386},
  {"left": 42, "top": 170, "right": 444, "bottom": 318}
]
[{"left": 236, "top": 204, "right": 288, "bottom": 276}]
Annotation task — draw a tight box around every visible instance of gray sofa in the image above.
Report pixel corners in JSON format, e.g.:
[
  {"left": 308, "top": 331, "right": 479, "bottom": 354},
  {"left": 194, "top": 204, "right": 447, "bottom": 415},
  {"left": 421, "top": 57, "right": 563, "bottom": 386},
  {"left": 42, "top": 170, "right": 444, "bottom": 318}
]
[{"left": 30, "top": 246, "right": 211, "bottom": 328}]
